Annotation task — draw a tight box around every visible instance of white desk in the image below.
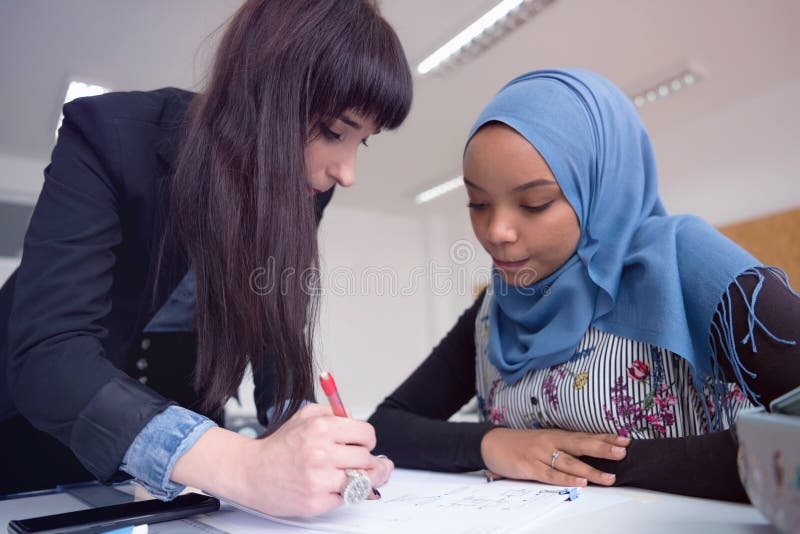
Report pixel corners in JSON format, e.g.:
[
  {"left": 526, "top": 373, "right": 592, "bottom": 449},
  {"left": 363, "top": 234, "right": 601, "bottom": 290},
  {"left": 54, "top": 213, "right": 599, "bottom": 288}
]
[
  {"left": 0, "top": 474, "right": 773, "bottom": 534},
  {"left": 526, "top": 485, "right": 773, "bottom": 534}
]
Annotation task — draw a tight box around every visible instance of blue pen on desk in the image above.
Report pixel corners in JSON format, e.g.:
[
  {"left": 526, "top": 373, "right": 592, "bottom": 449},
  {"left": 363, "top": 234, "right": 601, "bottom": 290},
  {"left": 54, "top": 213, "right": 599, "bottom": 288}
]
[
  {"left": 559, "top": 487, "right": 580, "bottom": 501},
  {"left": 540, "top": 487, "right": 580, "bottom": 501}
]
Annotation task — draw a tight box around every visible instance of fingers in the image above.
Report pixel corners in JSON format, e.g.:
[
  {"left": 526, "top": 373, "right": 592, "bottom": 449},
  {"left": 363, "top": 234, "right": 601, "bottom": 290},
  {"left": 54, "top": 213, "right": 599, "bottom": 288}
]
[
  {"left": 329, "top": 444, "right": 375, "bottom": 471},
  {"left": 364, "top": 455, "right": 394, "bottom": 488},
  {"left": 559, "top": 433, "right": 628, "bottom": 461},
  {"left": 603, "top": 434, "right": 631, "bottom": 446},
  {"left": 550, "top": 451, "right": 616, "bottom": 486},
  {"left": 326, "top": 418, "right": 377, "bottom": 449},
  {"left": 319, "top": 455, "right": 390, "bottom": 507},
  {"left": 326, "top": 455, "right": 392, "bottom": 505},
  {"left": 289, "top": 412, "right": 383, "bottom": 482},
  {"left": 332, "top": 454, "right": 392, "bottom": 490},
  {"left": 540, "top": 464, "right": 589, "bottom": 487},
  {"left": 290, "top": 409, "right": 377, "bottom": 450}
]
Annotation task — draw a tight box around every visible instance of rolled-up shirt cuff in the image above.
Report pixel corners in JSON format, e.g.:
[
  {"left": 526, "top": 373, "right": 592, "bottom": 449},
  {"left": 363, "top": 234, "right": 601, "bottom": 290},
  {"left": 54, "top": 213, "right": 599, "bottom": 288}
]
[{"left": 120, "top": 405, "right": 217, "bottom": 500}]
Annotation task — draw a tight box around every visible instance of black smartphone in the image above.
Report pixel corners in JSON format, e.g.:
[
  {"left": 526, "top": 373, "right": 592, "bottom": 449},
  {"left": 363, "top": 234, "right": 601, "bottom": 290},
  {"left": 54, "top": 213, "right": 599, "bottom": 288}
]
[{"left": 7, "top": 492, "right": 219, "bottom": 533}]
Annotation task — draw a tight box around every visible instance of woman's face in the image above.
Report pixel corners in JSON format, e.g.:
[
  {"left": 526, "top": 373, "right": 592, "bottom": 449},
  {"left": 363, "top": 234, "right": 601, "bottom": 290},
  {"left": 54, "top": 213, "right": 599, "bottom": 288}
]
[
  {"left": 463, "top": 123, "right": 581, "bottom": 286},
  {"left": 305, "top": 110, "right": 378, "bottom": 195}
]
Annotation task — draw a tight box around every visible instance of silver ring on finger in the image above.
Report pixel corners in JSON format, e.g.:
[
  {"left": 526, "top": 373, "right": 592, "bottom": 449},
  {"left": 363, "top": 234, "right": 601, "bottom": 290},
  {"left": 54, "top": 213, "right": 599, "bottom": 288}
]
[
  {"left": 341, "top": 469, "right": 372, "bottom": 505},
  {"left": 550, "top": 449, "right": 561, "bottom": 469}
]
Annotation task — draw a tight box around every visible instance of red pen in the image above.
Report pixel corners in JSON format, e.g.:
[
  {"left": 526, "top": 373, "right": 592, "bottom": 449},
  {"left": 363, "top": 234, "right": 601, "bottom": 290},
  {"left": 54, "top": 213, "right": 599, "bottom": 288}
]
[
  {"left": 319, "top": 371, "right": 347, "bottom": 417},
  {"left": 319, "top": 371, "right": 381, "bottom": 500}
]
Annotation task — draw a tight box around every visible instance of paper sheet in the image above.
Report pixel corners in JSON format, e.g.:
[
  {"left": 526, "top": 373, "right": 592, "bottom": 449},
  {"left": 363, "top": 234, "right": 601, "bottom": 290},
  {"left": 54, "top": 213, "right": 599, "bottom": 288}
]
[{"left": 200, "top": 469, "right": 583, "bottom": 534}]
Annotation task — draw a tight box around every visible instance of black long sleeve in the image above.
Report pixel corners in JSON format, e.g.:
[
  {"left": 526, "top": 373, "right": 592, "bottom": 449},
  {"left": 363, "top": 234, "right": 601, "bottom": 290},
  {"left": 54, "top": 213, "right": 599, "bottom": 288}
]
[
  {"left": 369, "top": 292, "right": 494, "bottom": 471},
  {"left": 5, "top": 96, "right": 175, "bottom": 481},
  {"left": 370, "top": 270, "right": 800, "bottom": 502}
]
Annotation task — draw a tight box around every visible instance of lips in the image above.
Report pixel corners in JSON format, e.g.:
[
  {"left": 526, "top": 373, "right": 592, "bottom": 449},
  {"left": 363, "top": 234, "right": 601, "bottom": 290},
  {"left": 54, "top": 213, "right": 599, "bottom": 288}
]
[{"left": 493, "top": 257, "right": 530, "bottom": 269}]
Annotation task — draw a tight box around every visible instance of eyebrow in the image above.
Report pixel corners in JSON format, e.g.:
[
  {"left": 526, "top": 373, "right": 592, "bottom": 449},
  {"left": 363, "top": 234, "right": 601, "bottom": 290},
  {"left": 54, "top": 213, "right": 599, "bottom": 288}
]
[
  {"left": 463, "top": 177, "right": 557, "bottom": 192},
  {"left": 341, "top": 114, "right": 381, "bottom": 135}
]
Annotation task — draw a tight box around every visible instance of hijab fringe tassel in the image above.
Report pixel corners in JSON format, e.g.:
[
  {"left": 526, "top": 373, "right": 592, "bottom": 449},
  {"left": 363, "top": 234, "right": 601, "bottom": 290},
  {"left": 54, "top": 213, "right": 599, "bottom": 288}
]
[{"left": 699, "top": 267, "right": 798, "bottom": 431}]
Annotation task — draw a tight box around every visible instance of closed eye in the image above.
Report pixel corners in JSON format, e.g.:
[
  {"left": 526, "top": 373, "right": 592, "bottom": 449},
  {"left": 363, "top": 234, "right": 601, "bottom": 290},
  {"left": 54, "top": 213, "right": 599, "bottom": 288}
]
[
  {"left": 521, "top": 200, "right": 554, "bottom": 213},
  {"left": 321, "top": 124, "right": 343, "bottom": 141},
  {"left": 467, "top": 202, "right": 488, "bottom": 210}
]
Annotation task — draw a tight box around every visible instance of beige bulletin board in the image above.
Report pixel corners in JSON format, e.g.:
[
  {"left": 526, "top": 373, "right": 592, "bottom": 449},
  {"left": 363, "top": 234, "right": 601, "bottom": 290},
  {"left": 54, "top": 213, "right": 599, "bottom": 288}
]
[{"left": 718, "top": 207, "right": 800, "bottom": 287}]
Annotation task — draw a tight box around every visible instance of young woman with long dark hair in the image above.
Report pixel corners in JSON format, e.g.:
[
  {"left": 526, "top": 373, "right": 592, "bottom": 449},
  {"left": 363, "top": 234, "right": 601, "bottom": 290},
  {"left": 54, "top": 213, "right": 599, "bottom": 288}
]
[{"left": 0, "top": 0, "right": 412, "bottom": 517}]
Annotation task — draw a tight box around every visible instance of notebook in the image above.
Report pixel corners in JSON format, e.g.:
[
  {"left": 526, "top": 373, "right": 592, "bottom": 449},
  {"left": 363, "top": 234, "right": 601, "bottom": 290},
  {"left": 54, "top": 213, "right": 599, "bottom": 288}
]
[{"left": 202, "top": 469, "right": 586, "bottom": 534}]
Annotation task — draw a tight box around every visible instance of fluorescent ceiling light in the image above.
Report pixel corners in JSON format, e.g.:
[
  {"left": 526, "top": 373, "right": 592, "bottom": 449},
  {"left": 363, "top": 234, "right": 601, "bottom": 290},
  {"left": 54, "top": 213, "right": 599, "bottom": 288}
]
[
  {"left": 630, "top": 65, "right": 705, "bottom": 110},
  {"left": 414, "top": 176, "right": 464, "bottom": 204},
  {"left": 55, "top": 80, "right": 110, "bottom": 140},
  {"left": 417, "top": 0, "right": 555, "bottom": 76}
]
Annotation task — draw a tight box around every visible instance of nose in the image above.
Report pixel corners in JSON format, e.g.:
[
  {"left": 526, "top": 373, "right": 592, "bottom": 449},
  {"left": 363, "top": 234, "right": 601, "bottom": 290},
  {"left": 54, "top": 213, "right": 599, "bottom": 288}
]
[
  {"left": 486, "top": 210, "right": 517, "bottom": 246},
  {"left": 329, "top": 150, "right": 356, "bottom": 188}
]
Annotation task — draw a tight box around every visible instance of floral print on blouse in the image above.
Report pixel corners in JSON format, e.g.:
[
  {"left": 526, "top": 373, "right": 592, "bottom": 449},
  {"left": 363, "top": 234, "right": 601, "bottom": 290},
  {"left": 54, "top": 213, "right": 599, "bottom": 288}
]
[{"left": 474, "top": 294, "right": 752, "bottom": 438}]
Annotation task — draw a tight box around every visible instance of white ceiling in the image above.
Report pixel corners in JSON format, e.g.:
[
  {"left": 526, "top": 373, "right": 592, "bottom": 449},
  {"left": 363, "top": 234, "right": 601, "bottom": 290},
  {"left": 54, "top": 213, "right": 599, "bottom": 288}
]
[{"left": 1, "top": 0, "right": 799, "bottom": 226}]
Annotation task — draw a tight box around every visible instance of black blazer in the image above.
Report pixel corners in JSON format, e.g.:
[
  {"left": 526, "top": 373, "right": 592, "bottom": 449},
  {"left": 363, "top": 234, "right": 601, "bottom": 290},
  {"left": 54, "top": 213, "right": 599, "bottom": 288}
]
[{"left": 0, "top": 88, "right": 334, "bottom": 481}]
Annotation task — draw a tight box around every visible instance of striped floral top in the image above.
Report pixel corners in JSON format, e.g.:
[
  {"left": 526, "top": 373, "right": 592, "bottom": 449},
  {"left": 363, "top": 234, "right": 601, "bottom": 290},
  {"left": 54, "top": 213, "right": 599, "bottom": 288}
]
[{"left": 474, "top": 293, "right": 753, "bottom": 438}]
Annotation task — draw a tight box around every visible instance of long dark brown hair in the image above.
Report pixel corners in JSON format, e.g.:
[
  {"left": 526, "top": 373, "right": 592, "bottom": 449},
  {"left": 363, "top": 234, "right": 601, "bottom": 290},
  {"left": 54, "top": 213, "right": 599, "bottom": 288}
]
[{"left": 169, "top": 0, "right": 412, "bottom": 426}]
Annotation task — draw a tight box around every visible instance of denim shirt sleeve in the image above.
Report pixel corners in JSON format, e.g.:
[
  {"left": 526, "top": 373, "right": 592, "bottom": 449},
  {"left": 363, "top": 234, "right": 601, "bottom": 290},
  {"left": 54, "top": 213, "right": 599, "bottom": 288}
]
[{"left": 120, "top": 405, "right": 217, "bottom": 500}]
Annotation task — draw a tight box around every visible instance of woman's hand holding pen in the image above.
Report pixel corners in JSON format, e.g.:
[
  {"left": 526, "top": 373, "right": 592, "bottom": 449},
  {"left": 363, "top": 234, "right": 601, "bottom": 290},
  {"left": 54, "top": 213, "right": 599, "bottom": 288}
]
[
  {"left": 171, "top": 403, "right": 392, "bottom": 518},
  {"left": 480, "top": 428, "right": 629, "bottom": 487},
  {"left": 242, "top": 403, "right": 391, "bottom": 516}
]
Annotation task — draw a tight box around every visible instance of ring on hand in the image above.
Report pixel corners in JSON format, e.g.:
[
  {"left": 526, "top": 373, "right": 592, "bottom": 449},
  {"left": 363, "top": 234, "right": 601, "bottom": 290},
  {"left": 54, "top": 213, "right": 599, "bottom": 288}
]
[
  {"left": 550, "top": 449, "right": 561, "bottom": 469},
  {"left": 341, "top": 469, "right": 372, "bottom": 505}
]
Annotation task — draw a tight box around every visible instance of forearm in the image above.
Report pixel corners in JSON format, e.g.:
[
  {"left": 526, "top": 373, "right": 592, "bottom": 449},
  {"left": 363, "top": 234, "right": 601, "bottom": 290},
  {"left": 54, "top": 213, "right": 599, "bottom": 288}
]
[
  {"left": 370, "top": 406, "right": 495, "bottom": 472},
  {"left": 121, "top": 405, "right": 218, "bottom": 500},
  {"left": 713, "top": 267, "right": 800, "bottom": 405},
  {"left": 170, "top": 426, "right": 254, "bottom": 504},
  {"left": 582, "top": 429, "right": 746, "bottom": 502},
  {"left": 10, "top": 357, "right": 173, "bottom": 481},
  {"left": 370, "top": 293, "right": 489, "bottom": 470}
]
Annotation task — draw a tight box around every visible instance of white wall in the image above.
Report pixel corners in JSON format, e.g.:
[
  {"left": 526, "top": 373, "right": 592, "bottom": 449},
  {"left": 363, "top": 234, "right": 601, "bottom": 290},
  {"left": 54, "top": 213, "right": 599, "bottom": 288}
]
[
  {"left": 422, "top": 211, "right": 491, "bottom": 347},
  {"left": 0, "top": 152, "right": 45, "bottom": 205},
  {"left": 651, "top": 76, "right": 800, "bottom": 226},
  {"left": 313, "top": 204, "right": 433, "bottom": 418},
  {"left": 0, "top": 257, "right": 20, "bottom": 286},
  {"left": 0, "top": 153, "right": 42, "bottom": 286}
]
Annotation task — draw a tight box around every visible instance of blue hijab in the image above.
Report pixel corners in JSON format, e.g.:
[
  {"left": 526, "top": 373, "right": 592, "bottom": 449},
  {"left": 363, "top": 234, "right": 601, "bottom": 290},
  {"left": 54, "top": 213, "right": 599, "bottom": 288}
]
[{"left": 470, "top": 69, "right": 768, "bottom": 404}]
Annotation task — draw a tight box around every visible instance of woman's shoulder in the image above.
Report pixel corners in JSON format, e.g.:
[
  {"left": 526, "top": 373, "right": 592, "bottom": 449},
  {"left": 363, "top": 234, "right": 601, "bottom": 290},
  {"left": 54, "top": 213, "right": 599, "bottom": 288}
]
[
  {"left": 55, "top": 88, "right": 196, "bottom": 180},
  {"left": 62, "top": 87, "right": 195, "bottom": 125}
]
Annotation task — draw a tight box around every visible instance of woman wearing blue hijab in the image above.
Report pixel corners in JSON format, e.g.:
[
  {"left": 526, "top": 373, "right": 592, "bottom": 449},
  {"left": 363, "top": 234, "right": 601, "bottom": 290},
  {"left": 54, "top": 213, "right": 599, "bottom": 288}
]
[{"left": 370, "top": 69, "right": 799, "bottom": 501}]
